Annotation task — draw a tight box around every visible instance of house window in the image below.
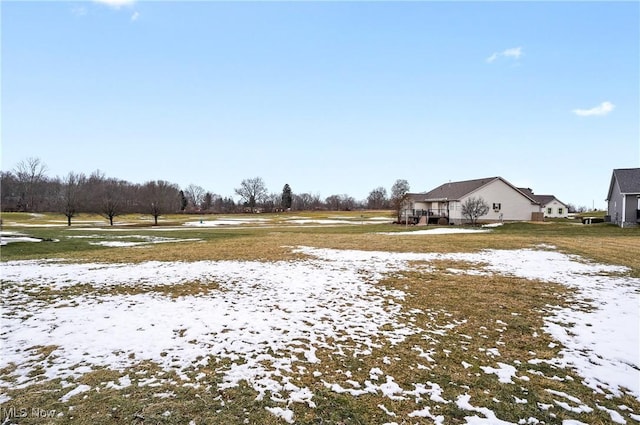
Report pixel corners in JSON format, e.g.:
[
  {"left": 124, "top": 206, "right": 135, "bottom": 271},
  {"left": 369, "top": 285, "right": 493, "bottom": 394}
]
[
  {"left": 558, "top": 208, "right": 563, "bottom": 215},
  {"left": 493, "top": 203, "right": 501, "bottom": 211},
  {"left": 547, "top": 208, "right": 552, "bottom": 214}
]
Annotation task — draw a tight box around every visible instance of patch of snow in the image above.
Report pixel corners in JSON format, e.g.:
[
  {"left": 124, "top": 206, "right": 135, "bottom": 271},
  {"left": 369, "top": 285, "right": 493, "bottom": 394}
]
[
  {"left": 480, "top": 362, "right": 518, "bottom": 383},
  {"left": 265, "top": 406, "right": 294, "bottom": 423},
  {"left": 91, "top": 241, "right": 146, "bottom": 247},
  {"left": 2, "top": 251, "right": 422, "bottom": 406},
  {"left": 378, "top": 404, "right": 396, "bottom": 416},
  {"left": 154, "top": 391, "right": 176, "bottom": 399},
  {"left": 2, "top": 243, "right": 639, "bottom": 423},
  {"left": 0, "top": 235, "right": 43, "bottom": 245},
  {"left": 553, "top": 401, "right": 593, "bottom": 414},
  {"left": 456, "top": 394, "right": 514, "bottom": 424},
  {"left": 369, "top": 368, "right": 384, "bottom": 381},
  {"left": 597, "top": 404, "right": 626, "bottom": 424},
  {"left": 73, "top": 235, "right": 202, "bottom": 247},
  {"left": 367, "top": 217, "right": 393, "bottom": 221},
  {"left": 59, "top": 384, "right": 91, "bottom": 402},
  {"left": 287, "top": 219, "right": 351, "bottom": 225},
  {"left": 408, "top": 406, "right": 445, "bottom": 424},
  {"left": 379, "top": 376, "right": 405, "bottom": 400},
  {"left": 184, "top": 218, "right": 271, "bottom": 227},
  {"left": 5, "top": 223, "right": 68, "bottom": 227},
  {"left": 105, "top": 375, "right": 131, "bottom": 390},
  {"left": 545, "top": 389, "right": 584, "bottom": 404},
  {"left": 378, "top": 228, "right": 490, "bottom": 236},
  {"left": 484, "top": 348, "right": 501, "bottom": 357}
]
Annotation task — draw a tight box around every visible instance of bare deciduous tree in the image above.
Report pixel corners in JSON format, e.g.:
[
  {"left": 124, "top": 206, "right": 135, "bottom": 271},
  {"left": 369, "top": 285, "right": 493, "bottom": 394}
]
[
  {"left": 1, "top": 171, "right": 21, "bottom": 211},
  {"left": 59, "top": 172, "right": 85, "bottom": 226},
  {"left": 342, "top": 195, "right": 356, "bottom": 211},
  {"left": 292, "top": 193, "right": 322, "bottom": 211},
  {"left": 184, "top": 184, "right": 205, "bottom": 211},
  {"left": 14, "top": 157, "right": 48, "bottom": 212},
  {"left": 142, "top": 180, "right": 181, "bottom": 225},
  {"left": 390, "top": 179, "right": 410, "bottom": 222},
  {"left": 101, "top": 179, "right": 129, "bottom": 226},
  {"left": 324, "top": 194, "right": 341, "bottom": 211},
  {"left": 261, "top": 192, "right": 282, "bottom": 213},
  {"left": 235, "top": 177, "right": 268, "bottom": 213},
  {"left": 85, "top": 171, "right": 125, "bottom": 226},
  {"left": 367, "top": 187, "right": 388, "bottom": 210},
  {"left": 461, "top": 196, "right": 490, "bottom": 226},
  {"left": 325, "top": 194, "right": 356, "bottom": 211}
]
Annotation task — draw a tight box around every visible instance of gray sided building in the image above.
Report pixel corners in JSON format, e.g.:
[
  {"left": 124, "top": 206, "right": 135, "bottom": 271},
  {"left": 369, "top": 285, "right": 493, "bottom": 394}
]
[{"left": 606, "top": 168, "right": 640, "bottom": 228}]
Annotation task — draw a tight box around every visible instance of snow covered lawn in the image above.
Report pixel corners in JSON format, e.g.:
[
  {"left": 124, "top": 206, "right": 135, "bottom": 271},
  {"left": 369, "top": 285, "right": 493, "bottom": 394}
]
[
  {"left": 0, "top": 231, "right": 48, "bottom": 246},
  {"left": 1, "top": 245, "right": 638, "bottom": 424}
]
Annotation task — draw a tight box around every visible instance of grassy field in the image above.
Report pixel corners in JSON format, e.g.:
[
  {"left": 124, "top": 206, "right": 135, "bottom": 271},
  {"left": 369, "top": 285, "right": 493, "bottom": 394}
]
[
  {"left": 1, "top": 211, "right": 639, "bottom": 424},
  {"left": 2, "top": 211, "right": 638, "bottom": 276}
]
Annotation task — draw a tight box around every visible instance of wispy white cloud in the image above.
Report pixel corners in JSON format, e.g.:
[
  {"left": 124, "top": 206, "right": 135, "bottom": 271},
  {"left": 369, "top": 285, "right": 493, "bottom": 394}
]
[
  {"left": 573, "top": 101, "right": 615, "bottom": 117},
  {"left": 502, "top": 47, "right": 522, "bottom": 60},
  {"left": 486, "top": 47, "right": 523, "bottom": 63},
  {"left": 486, "top": 52, "right": 498, "bottom": 63},
  {"left": 93, "top": 0, "right": 135, "bottom": 9},
  {"left": 92, "top": 0, "right": 139, "bottom": 22},
  {"left": 71, "top": 6, "right": 87, "bottom": 17}
]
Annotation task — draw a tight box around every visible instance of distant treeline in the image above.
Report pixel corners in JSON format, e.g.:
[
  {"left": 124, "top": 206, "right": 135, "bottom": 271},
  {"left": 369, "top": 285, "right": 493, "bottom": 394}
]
[{"left": 1, "top": 158, "right": 406, "bottom": 225}]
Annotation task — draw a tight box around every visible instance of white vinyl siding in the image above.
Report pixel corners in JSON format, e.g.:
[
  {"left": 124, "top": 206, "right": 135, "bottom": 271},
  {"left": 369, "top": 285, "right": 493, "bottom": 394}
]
[
  {"left": 448, "top": 179, "right": 539, "bottom": 223},
  {"left": 542, "top": 199, "right": 569, "bottom": 218}
]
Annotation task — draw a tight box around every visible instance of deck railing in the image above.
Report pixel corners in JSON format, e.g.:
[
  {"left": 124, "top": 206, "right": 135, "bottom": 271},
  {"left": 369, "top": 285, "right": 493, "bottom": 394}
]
[{"left": 410, "top": 209, "right": 448, "bottom": 218}]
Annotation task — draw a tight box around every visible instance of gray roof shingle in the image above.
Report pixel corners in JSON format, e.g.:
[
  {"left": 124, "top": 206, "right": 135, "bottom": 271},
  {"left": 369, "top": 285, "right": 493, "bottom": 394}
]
[
  {"left": 409, "top": 177, "right": 498, "bottom": 201},
  {"left": 613, "top": 168, "right": 640, "bottom": 194},
  {"left": 518, "top": 188, "right": 565, "bottom": 207},
  {"left": 409, "top": 177, "right": 538, "bottom": 203}
]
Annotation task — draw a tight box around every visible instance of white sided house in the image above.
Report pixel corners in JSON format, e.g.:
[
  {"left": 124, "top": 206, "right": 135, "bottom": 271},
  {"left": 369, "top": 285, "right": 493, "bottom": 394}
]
[
  {"left": 406, "top": 177, "right": 541, "bottom": 225},
  {"left": 518, "top": 189, "right": 569, "bottom": 219}
]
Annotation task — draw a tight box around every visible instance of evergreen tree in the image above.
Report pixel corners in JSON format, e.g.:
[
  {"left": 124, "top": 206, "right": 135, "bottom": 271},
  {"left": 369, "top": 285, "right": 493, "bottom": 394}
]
[
  {"left": 179, "top": 190, "right": 188, "bottom": 211},
  {"left": 281, "top": 184, "right": 293, "bottom": 210}
]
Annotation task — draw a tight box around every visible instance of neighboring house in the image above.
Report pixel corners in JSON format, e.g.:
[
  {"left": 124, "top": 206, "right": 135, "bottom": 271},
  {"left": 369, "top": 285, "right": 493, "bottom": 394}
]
[
  {"left": 606, "top": 168, "right": 640, "bottom": 228},
  {"left": 406, "top": 177, "right": 541, "bottom": 225},
  {"left": 518, "top": 188, "right": 569, "bottom": 219}
]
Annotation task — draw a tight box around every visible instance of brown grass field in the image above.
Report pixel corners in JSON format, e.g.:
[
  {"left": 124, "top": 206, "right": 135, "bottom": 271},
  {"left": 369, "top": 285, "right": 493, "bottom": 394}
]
[{"left": 1, "top": 211, "right": 638, "bottom": 424}]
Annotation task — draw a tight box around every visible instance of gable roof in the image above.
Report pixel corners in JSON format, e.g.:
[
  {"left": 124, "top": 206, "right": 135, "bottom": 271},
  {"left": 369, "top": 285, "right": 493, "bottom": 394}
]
[
  {"left": 518, "top": 188, "right": 567, "bottom": 207},
  {"left": 410, "top": 177, "right": 538, "bottom": 204},
  {"left": 534, "top": 195, "right": 559, "bottom": 206},
  {"left": 518, "top": 187, "right": 536, "bottom": 200},
  {"left": 611, "top": 168, "right": 640, "bottom": 194}
]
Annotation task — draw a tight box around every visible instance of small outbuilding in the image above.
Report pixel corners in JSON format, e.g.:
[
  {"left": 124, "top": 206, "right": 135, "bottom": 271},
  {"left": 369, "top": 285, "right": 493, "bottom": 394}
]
[{"left": 606, "top": 168, "right": 640, "bottom": 228}]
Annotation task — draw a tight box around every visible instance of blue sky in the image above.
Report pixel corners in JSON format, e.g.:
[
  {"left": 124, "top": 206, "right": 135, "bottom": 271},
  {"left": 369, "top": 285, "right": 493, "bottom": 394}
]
[{"left": 2, "top": 1, "right": 639, "bottom": 208}]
